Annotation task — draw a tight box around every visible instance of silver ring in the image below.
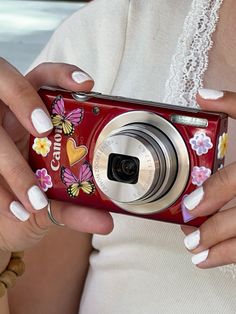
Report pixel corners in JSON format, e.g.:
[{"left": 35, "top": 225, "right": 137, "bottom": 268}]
[{"left": 47, "top": 201, "right": 65, "bottom": 227}]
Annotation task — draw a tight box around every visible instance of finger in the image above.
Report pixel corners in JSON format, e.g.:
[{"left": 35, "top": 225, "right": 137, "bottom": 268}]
[
  {"left": 35, "top": 200, "right": 114, "bottom": 235},
  {"left": 0, "top": 58, "right": 53, "bottom": 136},
  {"left": 190, "top": 238, "right": 236, "bottom": 268},
  {"left": 183, "top": 207, "right": 236, "bottom": 253},
  {"left": 0, "top": 126, "right": 48, "bottom": 212},
  {"left": 181, "top": 225, "right": 197, "bottom": 236},
  {"left": 26, "top": 62, "right": 94, "bottom": 92},
  {"left": 0, "top": 184, "right": 30, "bottom": 222},
  {"left": 183, "top": 162, "right": 236, "bottom": 216},
  {"left": 197, "top": 88, "right": 236, "bottom": 119}
]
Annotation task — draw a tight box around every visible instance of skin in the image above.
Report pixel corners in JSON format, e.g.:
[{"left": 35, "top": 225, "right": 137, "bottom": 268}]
[
  {"left": 0, "top": 59, "right": 113, "bottom": 314},
  {"left": 1, "top": 1, "right": 236, "bottom": 312},
  {"left": 182, "top": 92, "right": 236, "bottom": 269},
  {"left": 181, "top": 0, "right": 236, "bottom": 268}
]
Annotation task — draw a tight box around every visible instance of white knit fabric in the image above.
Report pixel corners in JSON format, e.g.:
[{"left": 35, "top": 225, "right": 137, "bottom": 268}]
[{"left": 31, "top": 0, "right": 236, "bottom": 313}]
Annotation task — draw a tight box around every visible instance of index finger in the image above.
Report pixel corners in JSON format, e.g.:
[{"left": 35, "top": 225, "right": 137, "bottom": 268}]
[
  {"left": 0, "top": 58, "right": 53, "bottom": 136},
  {"left": 183, "top": 162, "right": 236, "bottom": 216},
  {"left": 197, "top": 88, "right": 236, "bottom": 119}
]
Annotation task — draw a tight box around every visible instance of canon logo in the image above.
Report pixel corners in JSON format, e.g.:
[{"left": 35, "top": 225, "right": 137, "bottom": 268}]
[{"left": 50, "top": 127, "right": 63, "bottom": 171}]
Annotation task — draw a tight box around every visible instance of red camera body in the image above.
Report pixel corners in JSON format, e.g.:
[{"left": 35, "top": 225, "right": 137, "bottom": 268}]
[{"left": 29, "top": 88, "right": 228, "bottom": 227}]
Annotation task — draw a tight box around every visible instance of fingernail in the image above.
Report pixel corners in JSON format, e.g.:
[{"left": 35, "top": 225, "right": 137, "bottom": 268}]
[
  {"left": 184, "top": 229, "right": 200, "bottom": 250},
  {"left": 31, "top": 108, "right": 53, "bottom": 134},
  {"left": 72, "top": 71, "right": 93, "bottom": 84},
  {"left": 10, "top": 201, "right": 30, "bottom": 221},
  {"left": 27, "top": 185, "right": 48, "bottom": 210},
  {"left": 198, "top": 88, "right": 224, "bottom": 100},
  {"left": 192, "top": 249, "right": 209, "bottom": 265},
  {"left": 183, "top": 187, "right": 204, "bottom": 211}
]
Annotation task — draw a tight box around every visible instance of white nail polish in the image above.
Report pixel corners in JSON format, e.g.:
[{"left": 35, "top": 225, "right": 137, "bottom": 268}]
[
  {"left": 10, "top": 201, "right": 30, "bottom": 221},
  {"left": 192, "top": 250, "right": 209, "bottom": 265},
  {"left": 72, "top": 71, "right": 93, "bottom": 84},
  {"left": 198, "top": 88, "right": 224, "bottom": 100},
  {"left": 183, "top": 187, "right": 204, "bottom": 211},
  {"left": 184, "top": 230, "right": 200, "bottom": 250},
  {"left": 31, "top": 108, "right": 53, "bottom": 134},
  {"left": 27, "top": 185, "right": 48, "bottom": 210}
]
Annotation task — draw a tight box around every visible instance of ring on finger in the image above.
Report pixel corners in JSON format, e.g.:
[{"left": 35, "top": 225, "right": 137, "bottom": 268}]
[{"left": 47, "top": 201, "right": 65, "bottom": 227}]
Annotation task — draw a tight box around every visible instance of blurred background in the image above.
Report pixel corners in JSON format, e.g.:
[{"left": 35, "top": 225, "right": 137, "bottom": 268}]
[{"left": 0, "top": 1, "right": 89, "bottom": 73}]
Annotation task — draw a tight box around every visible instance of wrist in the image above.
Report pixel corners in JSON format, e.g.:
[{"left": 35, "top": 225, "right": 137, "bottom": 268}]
[{"left": 0, "top": 251, "right": 25, "bottom": 298}]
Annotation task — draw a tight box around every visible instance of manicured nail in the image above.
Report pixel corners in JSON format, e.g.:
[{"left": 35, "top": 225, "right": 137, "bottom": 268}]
[
  {"left": 72, "top": 71, "right": 93, "bottom": 84},
  {"left": 183, "top": 187, "right": 204, "bottom": 211},
  {"left": 184, "top": 230, "right": 200, "bottom": 250},
  {"left": 10, "top": 201, "right": 30, "bottom": 221},
  {"left": 192, "top": 250, "right": 209, "bottom": 265},
  {"left": 198, "top": 88, "right": 224, "bottom": 100},
  {"left": 27, "top": 185, "right": 48, "bottom": 210},
  {"left": 31, "top": 108, "right": 53, "bottom": 134}
]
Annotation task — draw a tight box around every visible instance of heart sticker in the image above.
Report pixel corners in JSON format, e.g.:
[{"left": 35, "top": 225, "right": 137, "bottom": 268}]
[{"left": 66, "top": 138, "right": 88, "bottom": 166}]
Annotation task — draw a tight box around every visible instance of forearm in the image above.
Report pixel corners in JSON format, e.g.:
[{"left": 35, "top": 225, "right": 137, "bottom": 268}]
[
  {"left": 9, "top": 227, "right": 92, "bottom": 314},
  {"left": 0, "top": 294, "right": 10, "bottom": 314}
]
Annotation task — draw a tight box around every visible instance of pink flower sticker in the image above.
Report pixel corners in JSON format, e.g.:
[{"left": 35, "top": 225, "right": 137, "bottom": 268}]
[
  {"left": 36, "top": 168, "right": 53, "bottom": 192},
  {"left": 189, "top": 132, "right": 213, "bottom": 156},
  {"left": 191, "top": 166, "right": 211, "bottom": 186}
]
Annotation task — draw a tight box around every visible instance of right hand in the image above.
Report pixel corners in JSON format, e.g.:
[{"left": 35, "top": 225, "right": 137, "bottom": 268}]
[{"left": 0, "top": 58, "right": 113, "bottom": 253}]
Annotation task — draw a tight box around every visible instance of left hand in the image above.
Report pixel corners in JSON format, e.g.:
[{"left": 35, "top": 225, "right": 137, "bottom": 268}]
[{"left": 181, "top": 88, "right": 236, "bottom": 268}]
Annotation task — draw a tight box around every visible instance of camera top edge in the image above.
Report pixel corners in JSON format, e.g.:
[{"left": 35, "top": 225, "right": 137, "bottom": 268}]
[{"left": 39, "top": 86, "right": 227, "bottom": 119}]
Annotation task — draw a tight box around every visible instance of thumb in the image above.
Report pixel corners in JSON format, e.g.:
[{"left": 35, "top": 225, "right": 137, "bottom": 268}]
[{"left": 26, "top": 62, "right": 94, "bottom": 92}]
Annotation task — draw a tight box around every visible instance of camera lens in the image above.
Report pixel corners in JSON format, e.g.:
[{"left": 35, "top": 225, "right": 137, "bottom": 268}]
[
  {"left": 108, "top": 153, "right": 140, "bottom": 184},
  {"left": 93, "top": 111, "right": 190, "bottom": 214}
]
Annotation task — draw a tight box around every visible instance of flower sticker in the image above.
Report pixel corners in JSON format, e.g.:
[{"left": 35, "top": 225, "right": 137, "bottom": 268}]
[
  {"left": 189, "top": 132, "right": 213, "bottom": 156},
  {"left": 191, "top": 166, "right": 211, "bottom": 186},
  {"left": 32, "top": 137, "right": 52, "bottom": 157},
  {"left": 217, "top": 132, "right": 228, "bottom": 160},
  {"left": 36, "top": 168, "right": 53, "bottom": 192}
]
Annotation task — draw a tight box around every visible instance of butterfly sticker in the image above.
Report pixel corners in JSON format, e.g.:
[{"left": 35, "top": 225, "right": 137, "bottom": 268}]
[
  {"left": 51, "top": 95, "right": 84, "bottom": 135},
  {"left": 61, "top": 162, "right": 95, "bottom": 197}
]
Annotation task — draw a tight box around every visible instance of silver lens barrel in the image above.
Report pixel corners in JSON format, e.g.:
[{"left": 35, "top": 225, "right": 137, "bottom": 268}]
[{"left": 92, "top": 111, "right": 189, "bottom": 215}]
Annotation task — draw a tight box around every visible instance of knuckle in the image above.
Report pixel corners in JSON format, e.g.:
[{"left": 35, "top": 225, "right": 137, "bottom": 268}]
[
  {"left": 7, "top": 162, "right": 30, "bottom": 183},
  {"left": 33, "top": 62, "right": 52, "bottom": 74},
  {"left": 204, "top": 213, "right": 222, "bottom": 242},
  {"left": 14, "top": 80, "right": 33, "bottom": 100},
  {"left": 216, "top": 167, "right": 231, "bottom": 188},
  {"left": 219, "top": 241, "right": 236, "bottom": 264}
]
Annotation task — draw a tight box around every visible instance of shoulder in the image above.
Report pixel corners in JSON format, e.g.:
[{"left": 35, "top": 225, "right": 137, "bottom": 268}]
[
  {"left": 33, "top": 0, "right": 130, "bottom": 60},
  {"left": 61, "top": 0, "right": 130, "bottom": 28}
]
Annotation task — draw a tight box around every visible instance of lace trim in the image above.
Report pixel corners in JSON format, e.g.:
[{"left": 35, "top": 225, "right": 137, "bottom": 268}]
[
  {"left": 164, "top": 0, "right": 223, "bottom": 108},
  {"left": 164, "top": 0, "right": 236, "bottom": 279}
]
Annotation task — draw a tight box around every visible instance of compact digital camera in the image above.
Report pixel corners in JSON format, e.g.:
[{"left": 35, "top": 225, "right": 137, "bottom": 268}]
[{"left": 29, "top": 88, "right": 228, "bottom": 226}]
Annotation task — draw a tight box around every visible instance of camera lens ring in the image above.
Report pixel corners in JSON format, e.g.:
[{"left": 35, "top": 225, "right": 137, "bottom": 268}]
[
  {"left": 93, "top": 133, "right": 162, "bottom": 203},
  {"left": 92, "top": 111, "right": 190, "bottom": 215}
]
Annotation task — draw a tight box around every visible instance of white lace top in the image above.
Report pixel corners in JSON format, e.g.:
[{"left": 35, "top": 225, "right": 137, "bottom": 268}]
[
  {"left": 32, "top": 0, "right": 236, "bottom": 313},
  {"left": 164, "top": 0, "right": 224, "bottom": 107}
]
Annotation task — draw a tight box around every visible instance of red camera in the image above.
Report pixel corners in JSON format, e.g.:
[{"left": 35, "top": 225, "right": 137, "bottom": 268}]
[{"left": 29, "top": 88, "right": 228, "bottom": 226}]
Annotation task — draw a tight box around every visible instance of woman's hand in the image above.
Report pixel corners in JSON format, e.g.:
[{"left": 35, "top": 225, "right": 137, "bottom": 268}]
[
  {"left": 0, "top": 58, "right": 113, "bottom": 254},
  {"left": 182, "top": 88, "right": 236, "bottom": 268}
]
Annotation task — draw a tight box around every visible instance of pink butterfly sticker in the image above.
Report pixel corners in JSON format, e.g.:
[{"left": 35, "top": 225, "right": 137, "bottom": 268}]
[
  {"left": 51, "top": 95, "right": 84, "bottom": 135},
  {"left": 61, "top": 162, "right": 95, "bottom": 197}
]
